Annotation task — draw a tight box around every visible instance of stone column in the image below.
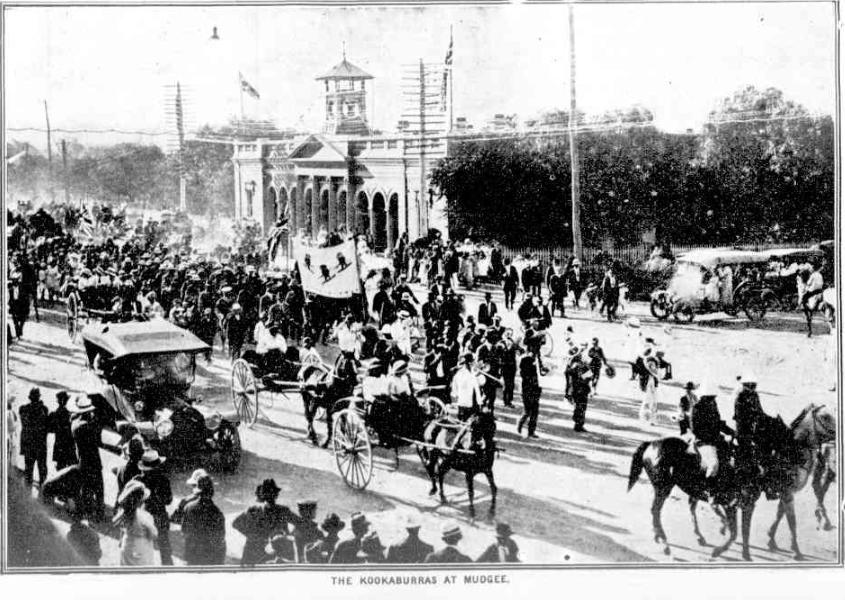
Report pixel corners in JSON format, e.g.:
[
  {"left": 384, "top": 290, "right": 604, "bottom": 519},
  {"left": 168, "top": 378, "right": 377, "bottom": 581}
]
[
  {"left": 310, "top": 176, "right": 320, "bottom": 237},
  {"left": 296, "top": 177, "right": 307, "bottom": 237},
  {"left": 345, "top": 179, "right": 356, "bottom": 235},
  {"left": 327, "top": 179, "right": 337, "bottom": 233}
]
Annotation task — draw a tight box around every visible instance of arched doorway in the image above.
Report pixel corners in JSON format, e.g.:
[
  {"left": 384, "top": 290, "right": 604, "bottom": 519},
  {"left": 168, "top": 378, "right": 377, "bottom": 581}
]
[
  {"left": 356, "top": 191, "right": 369, "bottom": 236},
  {"left": 278, "top": 187, "right": 289, "bottom": 221},
  {"left": 337, "top": 191, "right": 348, "bottom": 233},
  {"left": 387, "top": 193, "right": 400, "bottom": 251},
  {"left": 319, "top": 189, "right": 330, "bottom": 234},
  {"left": 372, "top": 192, "right": 387, "bottom": 253},
  {"left": 263, "top": 187, "right": 277, "bottom": 234},
  {"left": 289, "top": 188, "right": 298, "bottom": 234},
  {"left": 304, "top": 188, "right": 314, "bottom": 237}
]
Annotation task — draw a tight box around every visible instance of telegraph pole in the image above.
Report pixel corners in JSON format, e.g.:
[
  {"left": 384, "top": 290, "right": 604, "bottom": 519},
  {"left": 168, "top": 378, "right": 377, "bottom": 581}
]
[
  {"left": 44, "top": 100, "right": 55, "bottom": 201},
  {"left": 419, "top": 58, "right": 427, "bottom": 238},
  {"left": 61, "top": 139, "right": 69, "bottom": 203},
  {"left": 567, "top": 5, "right": 583, "bottom": 261}
]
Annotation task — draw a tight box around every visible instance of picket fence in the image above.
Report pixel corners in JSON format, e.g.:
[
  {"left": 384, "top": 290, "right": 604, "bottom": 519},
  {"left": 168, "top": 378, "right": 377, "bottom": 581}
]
[{"left": 500, "top": 241, "right": 819, "bottom": 270}]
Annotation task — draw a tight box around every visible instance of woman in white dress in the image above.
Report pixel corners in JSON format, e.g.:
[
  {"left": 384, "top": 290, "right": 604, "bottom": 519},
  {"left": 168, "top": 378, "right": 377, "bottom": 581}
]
[
  {"left": 114, "top": 480, "right": 158, "bottom": 566},
  {"left": 638, "top": 349, "right": 661, "bottom": 426}
]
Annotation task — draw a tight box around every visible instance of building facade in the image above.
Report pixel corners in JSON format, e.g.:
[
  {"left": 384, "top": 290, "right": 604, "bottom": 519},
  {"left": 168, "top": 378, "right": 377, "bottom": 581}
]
[{"left": 231, "top": 56, "right": 446, "bottom": 252}]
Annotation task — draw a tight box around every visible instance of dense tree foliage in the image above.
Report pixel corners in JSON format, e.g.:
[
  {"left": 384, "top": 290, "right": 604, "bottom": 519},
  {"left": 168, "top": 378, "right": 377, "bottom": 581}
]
[
  {"left": 432, "top": 88, "right": 834, "bottom": 247},
  {"left": 7, "top": 125, "right": 235, "bottom": 216}
]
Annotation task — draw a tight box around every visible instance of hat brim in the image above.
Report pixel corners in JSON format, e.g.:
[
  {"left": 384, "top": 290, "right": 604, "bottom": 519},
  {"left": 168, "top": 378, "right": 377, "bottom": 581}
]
[
  {"left": 139, "top": 458, "right": 166, "bottom": 471},
  {"left": 68, "top": 402, "right": 96, "bottom": 414}
]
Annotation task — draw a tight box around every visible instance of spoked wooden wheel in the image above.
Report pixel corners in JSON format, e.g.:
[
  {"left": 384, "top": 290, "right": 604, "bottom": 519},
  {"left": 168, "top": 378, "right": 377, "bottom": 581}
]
[
  {"left": 67, "top": 313, "right": 78, "bottom": 343},
  {"left": 231, "top": 359, "right": 259, "bottom": 427},
  {"left": 332, "top": 409, "right": 373, "bottom": 490}
]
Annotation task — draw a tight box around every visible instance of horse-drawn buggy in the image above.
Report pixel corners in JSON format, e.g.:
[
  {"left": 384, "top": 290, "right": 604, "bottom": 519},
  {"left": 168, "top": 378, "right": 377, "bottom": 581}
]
[{"left": 650, "top": 249, "right": 773, "bottom": 323}]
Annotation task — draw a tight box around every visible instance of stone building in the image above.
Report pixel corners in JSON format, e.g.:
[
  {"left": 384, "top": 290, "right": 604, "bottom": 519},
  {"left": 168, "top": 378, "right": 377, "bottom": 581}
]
[{"left": 231, "top": 55, "right": 446, "bottom": 253}]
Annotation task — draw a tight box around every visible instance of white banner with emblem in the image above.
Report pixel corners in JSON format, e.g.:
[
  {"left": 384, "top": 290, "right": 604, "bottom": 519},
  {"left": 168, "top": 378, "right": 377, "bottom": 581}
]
[{"left": 292, "top": 239, "right": 360, "bottom": 298}]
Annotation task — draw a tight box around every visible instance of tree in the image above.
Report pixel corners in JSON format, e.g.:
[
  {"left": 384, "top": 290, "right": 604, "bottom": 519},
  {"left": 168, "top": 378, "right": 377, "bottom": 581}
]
[{"left": 701, "top": 86, "right": 834, "bottom": 242}]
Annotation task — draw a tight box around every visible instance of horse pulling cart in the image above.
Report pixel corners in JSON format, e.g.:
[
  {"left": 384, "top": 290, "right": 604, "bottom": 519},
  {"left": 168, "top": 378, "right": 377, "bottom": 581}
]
[{"left": 328, "top": 386, "right": 451, "bottom": 490}]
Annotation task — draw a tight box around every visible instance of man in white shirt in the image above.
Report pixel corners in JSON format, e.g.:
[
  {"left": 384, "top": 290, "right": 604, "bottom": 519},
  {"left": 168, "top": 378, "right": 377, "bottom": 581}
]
[
  {"left": 335, "top": 314, "right": 359, "bottom": 356},
  {"left": 451, "top": 353, "right": 484, "bottom": 421}
]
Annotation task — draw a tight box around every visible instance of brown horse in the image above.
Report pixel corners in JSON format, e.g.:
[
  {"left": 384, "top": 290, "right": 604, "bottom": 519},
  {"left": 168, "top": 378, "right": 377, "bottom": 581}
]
[
  {"left": 420, "top": 409, "right": 498, "bottom": 520},
  {"left": 628, "top": 403, "right": 835, "bottom": 561},
  {"left": 766, "top": 404, "right": 837, "bottom": 559}
]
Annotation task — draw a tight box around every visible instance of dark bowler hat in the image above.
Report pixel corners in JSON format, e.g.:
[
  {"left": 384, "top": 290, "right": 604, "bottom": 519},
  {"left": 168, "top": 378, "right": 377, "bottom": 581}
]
[
  {"left": 685, "top": 381, "right": 699, "bottom": 391},
  {"left": 321, "top": 513, "right": 346, "bottom": 533},
  {"left": 256, "top": 478, "right": 281, "bottom": 500},
  {"left": 495, "top": 522, "right": 514, "bottom": 538}
]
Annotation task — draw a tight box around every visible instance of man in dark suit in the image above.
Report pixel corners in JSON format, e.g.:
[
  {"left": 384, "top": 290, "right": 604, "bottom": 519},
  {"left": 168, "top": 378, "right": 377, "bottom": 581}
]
[
  {"left": 48, "top": 391, "right": 77, "bottom": 471},
  {"left": 387, "top": 515, "right": 434, "bottom": 563},
  {"left": 567, "top": 258, "right": 585, "bottom": 308},
  {"left": 476, "top": 522, "right": 520, "bottom": 563},
  {"left": 330, "top": 512, "right": 370, "bottom": 564},
  {"left": 19, "top": 387, "right": 49, "bottom": 487},
  {"left": 305, "top": 513, "right": 345, "bottom": 564},
  {"left": 477, "top": 291, "right": 498, "bottom": 327},
  {"left": 502, "top": 259, "right": 519, "bottom": 310},
  {"left": 179, "top": 474, "right": 227, "bottom": 565},
  {"left": 133, "top": 449, "right": 174, "bottom": 565},
  {"left": 424, "top": 523, "right": 472, "bottom": 563},
  {"left": 70, "top": 396, "right": 104, "bottom": 521}
]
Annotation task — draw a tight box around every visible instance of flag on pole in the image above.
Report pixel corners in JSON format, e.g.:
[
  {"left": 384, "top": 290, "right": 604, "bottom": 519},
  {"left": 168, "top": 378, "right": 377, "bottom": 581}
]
[
  {"left": 239, "top": 72, "right": 260, "bottom": 99},
  {"left": 441, "top": 30, "right": 453, "bottom": 111}
]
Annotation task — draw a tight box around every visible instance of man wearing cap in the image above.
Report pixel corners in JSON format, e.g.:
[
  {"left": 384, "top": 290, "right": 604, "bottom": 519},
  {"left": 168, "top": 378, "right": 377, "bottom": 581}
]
[
  {"left": 497, "top": 328, "right": 520, "bottom": 408},
  {"left": 133, "top": 450, "right": 174, "bottom": 565},
  {"left": 215, "top": 287, "right": 234, "bottom": 351},
  {"left": 305, "top": 513, "right": 345, "bottom": 564},
  {"left": 70, "top": 396, "right": 105, "bottom": 520},
  {"left": 387, "top": 515, "right": 434, "bottom": 563},
  {"left": 178, "top": 473, "right": 227, "bottom": 565},
  {"left": 452, "top": 353, "right": 484, "bottom": 421},
  {"left": 424, "top": 523, "right": 472, "bottom": 563},
  {"left": 477, "top": 522, "right": 520, "bottom": 563},
  {"left": 48, "top": 391, "right": 78, "bottom": 471},
  {"left": 19, "top": 387, "right": 49, "bottom": 487},
  {"left": 330, "top": 512, "right": 371, "bottom": 564}
]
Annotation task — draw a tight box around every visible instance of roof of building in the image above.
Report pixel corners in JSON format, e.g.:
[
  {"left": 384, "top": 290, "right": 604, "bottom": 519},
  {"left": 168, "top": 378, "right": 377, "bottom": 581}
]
[{"left": 316, "top": 58, "right": 373, "bottom": 81}]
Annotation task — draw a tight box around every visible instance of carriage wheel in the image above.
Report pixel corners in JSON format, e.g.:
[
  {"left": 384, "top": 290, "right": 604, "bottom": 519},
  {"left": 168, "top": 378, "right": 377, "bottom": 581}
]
[
  {"left": 744, "top": 297, "right": 767, "bottom": 322},
  {"left": 67, "top": 313, "right": 78, "bottom": 343},
  {"left": 673, "top": 304, "right": 695, "bottom": 323},
  {"left": 332, "top": 409, "right": 373, "bottom": 490},
  {"left": 231, "top": 359, "right": 259, "bottom": 427},
  {"left": 650, "top": 298, "right": 671, "bottom": 321}
]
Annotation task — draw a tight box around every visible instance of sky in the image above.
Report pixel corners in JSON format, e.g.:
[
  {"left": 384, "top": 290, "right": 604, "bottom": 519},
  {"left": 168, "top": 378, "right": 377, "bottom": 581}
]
[{"left": 4, "top": 2, "right": 838, "bottom": 151}]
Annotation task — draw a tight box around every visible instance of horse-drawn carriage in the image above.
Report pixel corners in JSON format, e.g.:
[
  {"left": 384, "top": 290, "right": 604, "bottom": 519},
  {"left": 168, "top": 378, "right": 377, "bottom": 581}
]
[{"left": 230, "top": 344, "right": 304, "bottom": 426}]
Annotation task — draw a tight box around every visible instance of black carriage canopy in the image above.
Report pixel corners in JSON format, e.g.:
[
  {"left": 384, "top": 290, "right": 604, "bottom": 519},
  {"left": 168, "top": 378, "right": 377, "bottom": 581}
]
[{"left": 81, "top": 320, "right": 209, "bottom": 364}]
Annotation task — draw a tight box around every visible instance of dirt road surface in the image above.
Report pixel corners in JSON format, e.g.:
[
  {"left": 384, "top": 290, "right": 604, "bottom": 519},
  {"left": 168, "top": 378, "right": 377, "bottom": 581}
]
[{"left": 6, "top": 285, "right": 839, "bottom": 566}]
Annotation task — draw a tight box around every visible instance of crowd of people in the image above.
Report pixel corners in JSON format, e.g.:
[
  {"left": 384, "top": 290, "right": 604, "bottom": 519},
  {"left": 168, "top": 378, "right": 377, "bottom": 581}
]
[
  {"left": 9, "top": 382, "right": 519, "bottom": 566},
  {"left": 6, "top": 204, "right": 836, "bottom": 567}
]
